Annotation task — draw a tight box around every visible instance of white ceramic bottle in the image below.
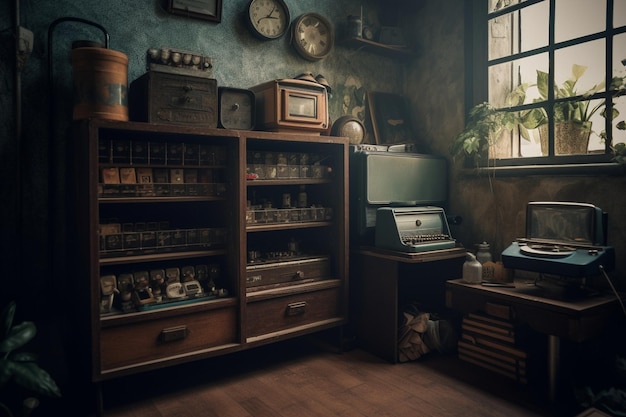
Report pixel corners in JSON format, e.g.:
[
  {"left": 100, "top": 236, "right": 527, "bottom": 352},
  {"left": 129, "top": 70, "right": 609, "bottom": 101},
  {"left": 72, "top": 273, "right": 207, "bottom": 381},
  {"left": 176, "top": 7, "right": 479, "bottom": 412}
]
[{"left": 462, "top": 252, "right": 483, "bottom": 284}]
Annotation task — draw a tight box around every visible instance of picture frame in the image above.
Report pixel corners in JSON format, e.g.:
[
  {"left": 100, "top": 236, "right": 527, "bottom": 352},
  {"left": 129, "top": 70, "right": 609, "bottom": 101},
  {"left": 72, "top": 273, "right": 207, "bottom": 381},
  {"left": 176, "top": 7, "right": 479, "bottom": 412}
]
[
  {"left": 367, "top": 92, "right": 413, "bottom": 145},
  {"left": 167, "top": 0, "right": 222, "bottom": 22}
]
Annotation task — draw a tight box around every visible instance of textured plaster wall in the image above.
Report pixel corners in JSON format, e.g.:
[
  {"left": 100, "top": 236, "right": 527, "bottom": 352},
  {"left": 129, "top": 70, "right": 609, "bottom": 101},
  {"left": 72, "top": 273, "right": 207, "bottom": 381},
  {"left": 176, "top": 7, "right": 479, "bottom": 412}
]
[
  {"left": 404, "top": 0, "right": 626, "bottom": 288},
  {"left": 0, "top": 0, "right": 406, "bottom": 311}
]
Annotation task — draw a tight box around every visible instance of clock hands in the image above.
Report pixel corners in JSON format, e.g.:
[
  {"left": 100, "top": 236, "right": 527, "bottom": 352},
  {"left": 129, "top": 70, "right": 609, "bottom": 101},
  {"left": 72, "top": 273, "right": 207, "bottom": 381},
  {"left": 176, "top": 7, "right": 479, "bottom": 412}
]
[{"left": 257, "top": 6, "right": 279, "bottom": 24}]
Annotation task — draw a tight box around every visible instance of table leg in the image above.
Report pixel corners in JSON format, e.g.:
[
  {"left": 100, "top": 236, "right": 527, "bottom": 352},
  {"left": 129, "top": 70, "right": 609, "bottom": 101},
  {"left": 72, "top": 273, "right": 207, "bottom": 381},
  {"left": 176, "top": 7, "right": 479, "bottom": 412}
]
[{"left": 548, "top": 334, "right": 560, "bottom": 403}]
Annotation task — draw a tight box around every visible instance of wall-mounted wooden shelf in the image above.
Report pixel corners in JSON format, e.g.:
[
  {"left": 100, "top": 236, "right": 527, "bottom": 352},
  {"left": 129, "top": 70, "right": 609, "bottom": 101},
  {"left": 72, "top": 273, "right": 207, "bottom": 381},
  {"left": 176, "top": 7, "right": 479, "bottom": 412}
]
[{"left": 339, "top": 37, "right": 416, "bottom": 60}]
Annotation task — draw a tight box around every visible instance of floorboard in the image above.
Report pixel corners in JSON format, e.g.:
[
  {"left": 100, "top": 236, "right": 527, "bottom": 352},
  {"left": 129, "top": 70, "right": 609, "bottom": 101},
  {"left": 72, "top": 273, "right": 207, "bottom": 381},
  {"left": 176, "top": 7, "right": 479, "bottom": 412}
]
[{"left": 95, "top": 337, "right": 569, "bottom": 417}]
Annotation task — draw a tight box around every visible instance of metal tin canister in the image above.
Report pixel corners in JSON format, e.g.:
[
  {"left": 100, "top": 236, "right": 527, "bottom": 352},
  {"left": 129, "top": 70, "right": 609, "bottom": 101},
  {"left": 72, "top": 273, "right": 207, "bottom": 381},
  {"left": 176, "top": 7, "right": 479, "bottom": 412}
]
[{"left": 71, "top": 47, "right": 129, "bottom": 121}]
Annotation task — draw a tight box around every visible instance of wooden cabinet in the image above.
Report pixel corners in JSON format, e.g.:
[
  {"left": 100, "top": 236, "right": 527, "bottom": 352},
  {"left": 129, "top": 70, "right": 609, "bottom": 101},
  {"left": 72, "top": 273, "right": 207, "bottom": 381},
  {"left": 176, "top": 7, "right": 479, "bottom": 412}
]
[
  {"left": 72, "top": 120, "right": 348, "bottom": 393},
  {"left": 242, "top": 131, "right": 349, "bottom": 345}
]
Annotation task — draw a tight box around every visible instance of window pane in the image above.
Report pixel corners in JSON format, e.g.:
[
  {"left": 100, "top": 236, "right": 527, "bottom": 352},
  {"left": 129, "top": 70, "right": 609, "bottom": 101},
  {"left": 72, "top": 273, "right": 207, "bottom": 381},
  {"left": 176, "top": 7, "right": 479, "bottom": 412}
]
[
  {"left": 555, "top": 0, "right": 606, "bottom": 43},
  {"left": 489, "top": 54, "right": 548, "bottom": 106},
  {"left": 614, "top": 33, "right": 626, "bottom": 73},
  {"left": 614, "top": 0, "right": 626, "bottom": 27},
  {"left": 555, "top": 41, "right": 606, "bottom": 96},
  {"left": 520, "top": 1, "right": 548, "bottom": 52},
  {"left": 520, "top": 125, "right": 542, "bottom": 156},
  {"left": 488, "top": 11, "right": 517, "bottom": 61},
  {"left": 612, "top": 96, "right": 626, "bottom": 147},
  {"left": 489, "top": 2, "right": 548, "bottom": 61},
  {"left": 586, "top": 98, "right": 607, "bottom": 152}
]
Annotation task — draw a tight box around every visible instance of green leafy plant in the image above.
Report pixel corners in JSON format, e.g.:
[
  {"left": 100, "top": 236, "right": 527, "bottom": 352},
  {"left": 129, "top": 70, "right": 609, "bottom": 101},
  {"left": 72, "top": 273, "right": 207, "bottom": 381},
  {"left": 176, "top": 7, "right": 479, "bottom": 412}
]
[
  {"left": 0, "top": 301, "right": 61, "bottom": 417},
  {"left": 449, "top": 102, "right": 520, "bottom": 162},
  {"left": 508, "top": 64, "right": 606, "bottom": 129},
  {"left": 451, "top": 63, "right": 626, "bottom": 162}
]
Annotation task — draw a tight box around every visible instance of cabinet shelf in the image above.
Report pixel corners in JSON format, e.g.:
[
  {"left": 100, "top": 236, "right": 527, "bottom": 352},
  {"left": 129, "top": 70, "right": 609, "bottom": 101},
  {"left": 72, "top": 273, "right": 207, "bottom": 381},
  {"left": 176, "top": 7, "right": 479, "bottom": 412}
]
[
  {"left": 99, "top": 196, "right": 226, "bottom": 204},
  {"left": 339, "top": 37, "right": 416, "bottom": 60},
  {"left": 246, "top": 221, "right": 332, "bottom": 232},
  {"left": 99, "top": 249, "right": 226, "bottom": 266},
  {"left": 246, "top": 178, "right": 331, "bottom": 187},
  {"left": 101, "top": 296, "right": 238, "bottom": 326}
]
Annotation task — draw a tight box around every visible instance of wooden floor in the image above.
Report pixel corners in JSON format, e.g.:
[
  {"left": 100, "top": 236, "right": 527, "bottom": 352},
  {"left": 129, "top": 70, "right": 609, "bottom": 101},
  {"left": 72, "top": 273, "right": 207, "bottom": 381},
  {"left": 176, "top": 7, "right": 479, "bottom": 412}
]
[{"left": 95, "top": 336, "right": 567, "bottom": 417}]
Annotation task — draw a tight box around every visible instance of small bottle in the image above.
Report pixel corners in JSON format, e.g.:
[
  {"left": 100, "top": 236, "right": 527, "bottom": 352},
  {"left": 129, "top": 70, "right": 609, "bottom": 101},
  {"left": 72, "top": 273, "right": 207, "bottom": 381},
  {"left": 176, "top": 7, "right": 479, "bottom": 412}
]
[
  {"left": 462, "top": 252, "right": 482, "bottom": 284},
  {"left": 298, "top": 185, "right": 307, "bottom": 208}
]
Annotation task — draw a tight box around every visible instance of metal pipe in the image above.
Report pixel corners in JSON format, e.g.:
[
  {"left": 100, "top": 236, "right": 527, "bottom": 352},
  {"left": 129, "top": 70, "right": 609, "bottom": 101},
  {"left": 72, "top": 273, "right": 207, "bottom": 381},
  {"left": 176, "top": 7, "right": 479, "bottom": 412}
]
[
  {"left": 14, "top": 0, "right": 22, "bottom": 279},
  {"left": 46, "top": 17, "right": 109, "bottom": 291}
]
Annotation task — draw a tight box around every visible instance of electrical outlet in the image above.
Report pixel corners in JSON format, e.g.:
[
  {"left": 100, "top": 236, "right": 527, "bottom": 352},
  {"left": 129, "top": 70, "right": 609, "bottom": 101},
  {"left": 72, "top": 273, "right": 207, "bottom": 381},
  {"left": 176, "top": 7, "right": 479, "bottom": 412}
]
[{"left": 17, "top": 26, "right": 34, "bottom": 71}]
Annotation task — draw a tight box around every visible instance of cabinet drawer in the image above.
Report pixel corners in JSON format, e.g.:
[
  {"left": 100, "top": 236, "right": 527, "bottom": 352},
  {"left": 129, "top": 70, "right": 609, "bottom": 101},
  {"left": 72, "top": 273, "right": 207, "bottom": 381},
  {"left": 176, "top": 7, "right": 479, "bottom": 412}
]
[
  {"left": 100, "top": 307, "right": 237, "bottom": 371},
  {"left": 246, "top": 287, "right": 341, "bottom": 338},
  {"left": 246, "top": 256, "right": 330, "bottom": 289}
]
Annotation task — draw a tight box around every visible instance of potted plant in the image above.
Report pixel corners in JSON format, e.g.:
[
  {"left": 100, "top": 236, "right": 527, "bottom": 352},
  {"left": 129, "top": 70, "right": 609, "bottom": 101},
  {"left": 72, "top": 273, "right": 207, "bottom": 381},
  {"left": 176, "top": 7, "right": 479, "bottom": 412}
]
[
  {"left": 0, "top": 301, "right": 61, "bottom": 417},
  {"left": 508, "top": 64, "right": 607, "bottom": 155},
  {"left": 451, "top": 63, "right": 625, "bottom": 161}
]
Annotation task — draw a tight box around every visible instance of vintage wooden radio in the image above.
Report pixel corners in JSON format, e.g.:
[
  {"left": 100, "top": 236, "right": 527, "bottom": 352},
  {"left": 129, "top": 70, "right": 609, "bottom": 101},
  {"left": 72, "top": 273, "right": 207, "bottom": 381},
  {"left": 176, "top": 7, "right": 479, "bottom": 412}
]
[
  {"left": 249, "top": 78, "right": 328, "bottom": 134},
  {"left": 129, "top": 71, "right": 218, "bottom": 127}
]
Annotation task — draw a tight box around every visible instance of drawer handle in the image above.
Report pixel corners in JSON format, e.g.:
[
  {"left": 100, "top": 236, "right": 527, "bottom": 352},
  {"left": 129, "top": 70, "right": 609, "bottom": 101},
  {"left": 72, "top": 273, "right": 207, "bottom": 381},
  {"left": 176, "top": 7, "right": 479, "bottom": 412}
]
[
  {"left": 158, "top": 325, "right": 189, "bottom": 343},
  {"left": 286, "top": 301, "right": 307, "bottom": 316}
]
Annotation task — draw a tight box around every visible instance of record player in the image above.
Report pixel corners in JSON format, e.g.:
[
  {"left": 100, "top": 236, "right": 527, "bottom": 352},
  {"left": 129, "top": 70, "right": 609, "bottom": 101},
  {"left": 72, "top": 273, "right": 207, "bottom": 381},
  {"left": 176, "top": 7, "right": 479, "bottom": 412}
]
[{"left": 501, "top": 202, "right": 615, "bottom": 278}]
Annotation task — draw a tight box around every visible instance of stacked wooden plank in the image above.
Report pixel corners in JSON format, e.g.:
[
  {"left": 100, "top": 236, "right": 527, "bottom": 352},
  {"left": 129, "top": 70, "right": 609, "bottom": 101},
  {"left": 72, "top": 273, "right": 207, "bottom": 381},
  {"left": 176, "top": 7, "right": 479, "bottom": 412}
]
[{"left": 458, "top": 312, "right": 529, "bottom": 384}]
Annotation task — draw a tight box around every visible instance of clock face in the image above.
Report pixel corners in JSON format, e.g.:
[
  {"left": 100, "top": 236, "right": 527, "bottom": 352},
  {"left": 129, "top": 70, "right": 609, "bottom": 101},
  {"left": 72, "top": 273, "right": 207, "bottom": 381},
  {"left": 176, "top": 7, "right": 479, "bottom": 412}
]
[
  {"left": 218, "top": 87, "right": 255, "bottom": 130},
  {"left": 292, "top": 13, "right": 334, "bottom": 61},
  {"left": 247, "top": 0, "right": 290, "bottom": 40}
]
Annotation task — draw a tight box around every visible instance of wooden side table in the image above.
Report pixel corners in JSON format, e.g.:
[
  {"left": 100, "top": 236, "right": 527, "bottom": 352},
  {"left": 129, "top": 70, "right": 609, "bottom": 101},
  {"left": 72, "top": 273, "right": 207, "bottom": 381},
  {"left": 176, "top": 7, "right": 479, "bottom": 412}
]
[
  {"left": 349, "top": 246, "right": 466, "bottom": 363},
  {"left": 445, "top": 279, "right": 619, "bottom": 402}
]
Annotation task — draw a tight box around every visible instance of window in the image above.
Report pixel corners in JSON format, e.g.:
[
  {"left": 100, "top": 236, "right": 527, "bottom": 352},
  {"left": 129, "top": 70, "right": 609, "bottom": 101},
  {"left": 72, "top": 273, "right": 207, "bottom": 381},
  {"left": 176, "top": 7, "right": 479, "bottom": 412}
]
[{"left": 467, "top": 0, "right": 626, "bottom": 169}]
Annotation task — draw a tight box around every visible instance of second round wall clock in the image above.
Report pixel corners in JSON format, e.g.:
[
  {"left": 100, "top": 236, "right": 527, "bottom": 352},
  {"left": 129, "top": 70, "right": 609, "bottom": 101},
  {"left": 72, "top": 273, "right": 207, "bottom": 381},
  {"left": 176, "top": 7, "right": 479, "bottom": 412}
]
[{"left": 291, "top": 13, "right": 334, "bottom": 61}]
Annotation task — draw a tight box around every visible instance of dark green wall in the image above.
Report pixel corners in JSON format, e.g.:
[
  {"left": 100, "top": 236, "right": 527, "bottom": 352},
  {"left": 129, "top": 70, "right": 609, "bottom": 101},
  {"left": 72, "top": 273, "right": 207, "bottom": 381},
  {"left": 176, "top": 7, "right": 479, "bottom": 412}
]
[{"left": 0, "top": 0, "right": 409, "bottom": 312}]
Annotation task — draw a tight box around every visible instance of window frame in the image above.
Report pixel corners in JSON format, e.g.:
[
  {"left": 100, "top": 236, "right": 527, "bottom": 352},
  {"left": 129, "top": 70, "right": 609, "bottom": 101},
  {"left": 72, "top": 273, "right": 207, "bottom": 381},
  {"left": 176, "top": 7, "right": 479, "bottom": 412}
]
[{"left": 464, "top": 0, "right": 626, "bottom": 175}]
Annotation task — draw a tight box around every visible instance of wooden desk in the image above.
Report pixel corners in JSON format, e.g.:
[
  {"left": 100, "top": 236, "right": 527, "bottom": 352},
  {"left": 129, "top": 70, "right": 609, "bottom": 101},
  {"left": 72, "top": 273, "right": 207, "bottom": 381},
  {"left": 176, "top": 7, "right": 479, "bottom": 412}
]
[
  {"left": 445, "top": 279, "right": 618, "bottom": 401},
  {"left": 350, "top": 247, "right": 466, "bottom": 363}
]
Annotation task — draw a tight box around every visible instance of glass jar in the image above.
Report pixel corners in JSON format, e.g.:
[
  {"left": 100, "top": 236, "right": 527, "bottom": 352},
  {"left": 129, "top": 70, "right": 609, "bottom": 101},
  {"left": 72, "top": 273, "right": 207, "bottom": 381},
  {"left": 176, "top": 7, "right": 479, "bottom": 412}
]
[{"left": 476, "top": 241, "right": 493, "bottom": 264}]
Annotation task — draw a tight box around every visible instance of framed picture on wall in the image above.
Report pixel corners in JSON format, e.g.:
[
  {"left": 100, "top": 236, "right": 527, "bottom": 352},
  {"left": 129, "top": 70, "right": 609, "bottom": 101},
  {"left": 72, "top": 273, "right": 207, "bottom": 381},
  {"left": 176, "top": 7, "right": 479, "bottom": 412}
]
[
  {"left": 367, "top": 92, "right": 413, "bottom": 145},
  {"left": 167, "top": 0, "right": 222, "bottom": 22}
]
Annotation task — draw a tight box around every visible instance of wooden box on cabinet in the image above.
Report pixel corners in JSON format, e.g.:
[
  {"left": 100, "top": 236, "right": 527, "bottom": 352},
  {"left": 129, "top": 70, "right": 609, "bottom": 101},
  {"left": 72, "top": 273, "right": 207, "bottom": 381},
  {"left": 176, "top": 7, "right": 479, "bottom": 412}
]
[{"left": 129, "top": 71, "right": 218, "bottom": 127}]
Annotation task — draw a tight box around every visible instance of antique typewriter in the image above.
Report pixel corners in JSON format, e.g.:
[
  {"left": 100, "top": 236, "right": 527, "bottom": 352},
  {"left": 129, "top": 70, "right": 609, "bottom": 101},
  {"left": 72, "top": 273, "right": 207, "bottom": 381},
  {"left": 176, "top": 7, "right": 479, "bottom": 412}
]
[
  {"left": 502, "top": 202, "right": 615, "bottom": 278},
  {"left": 374, "top": 206, "right": 456, "bottom": 253}
]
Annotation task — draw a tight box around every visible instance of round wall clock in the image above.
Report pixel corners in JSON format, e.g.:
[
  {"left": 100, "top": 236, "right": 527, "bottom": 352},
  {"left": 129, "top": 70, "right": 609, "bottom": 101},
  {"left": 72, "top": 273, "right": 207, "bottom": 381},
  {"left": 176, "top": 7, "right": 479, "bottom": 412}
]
[
  {"left": 246, "top": 0, "right": 290, "bottom": 40},
  {"left": 331, "top": 115, "right": 365, "bottom": 144},
  {"left": 292, "top": 13, "right": 334, "bottom": 61}
]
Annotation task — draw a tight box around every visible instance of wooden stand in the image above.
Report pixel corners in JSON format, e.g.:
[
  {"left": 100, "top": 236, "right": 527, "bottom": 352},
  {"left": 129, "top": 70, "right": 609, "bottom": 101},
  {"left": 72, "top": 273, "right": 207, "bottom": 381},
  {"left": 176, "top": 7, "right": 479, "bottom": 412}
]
[
  {"left": 350, "top": 246, "right": 465, "bottom": 363},
  {"left": 446, "top": 279, "right": 619, "bottom": 402}
]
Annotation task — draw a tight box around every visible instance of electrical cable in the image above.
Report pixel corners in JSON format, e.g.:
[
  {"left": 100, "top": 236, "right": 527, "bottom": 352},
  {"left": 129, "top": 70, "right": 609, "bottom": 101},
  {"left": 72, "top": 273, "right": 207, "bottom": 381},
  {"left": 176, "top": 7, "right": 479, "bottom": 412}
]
[{"left": 599, "top": 264, "right": 626, "bottom": 319}]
